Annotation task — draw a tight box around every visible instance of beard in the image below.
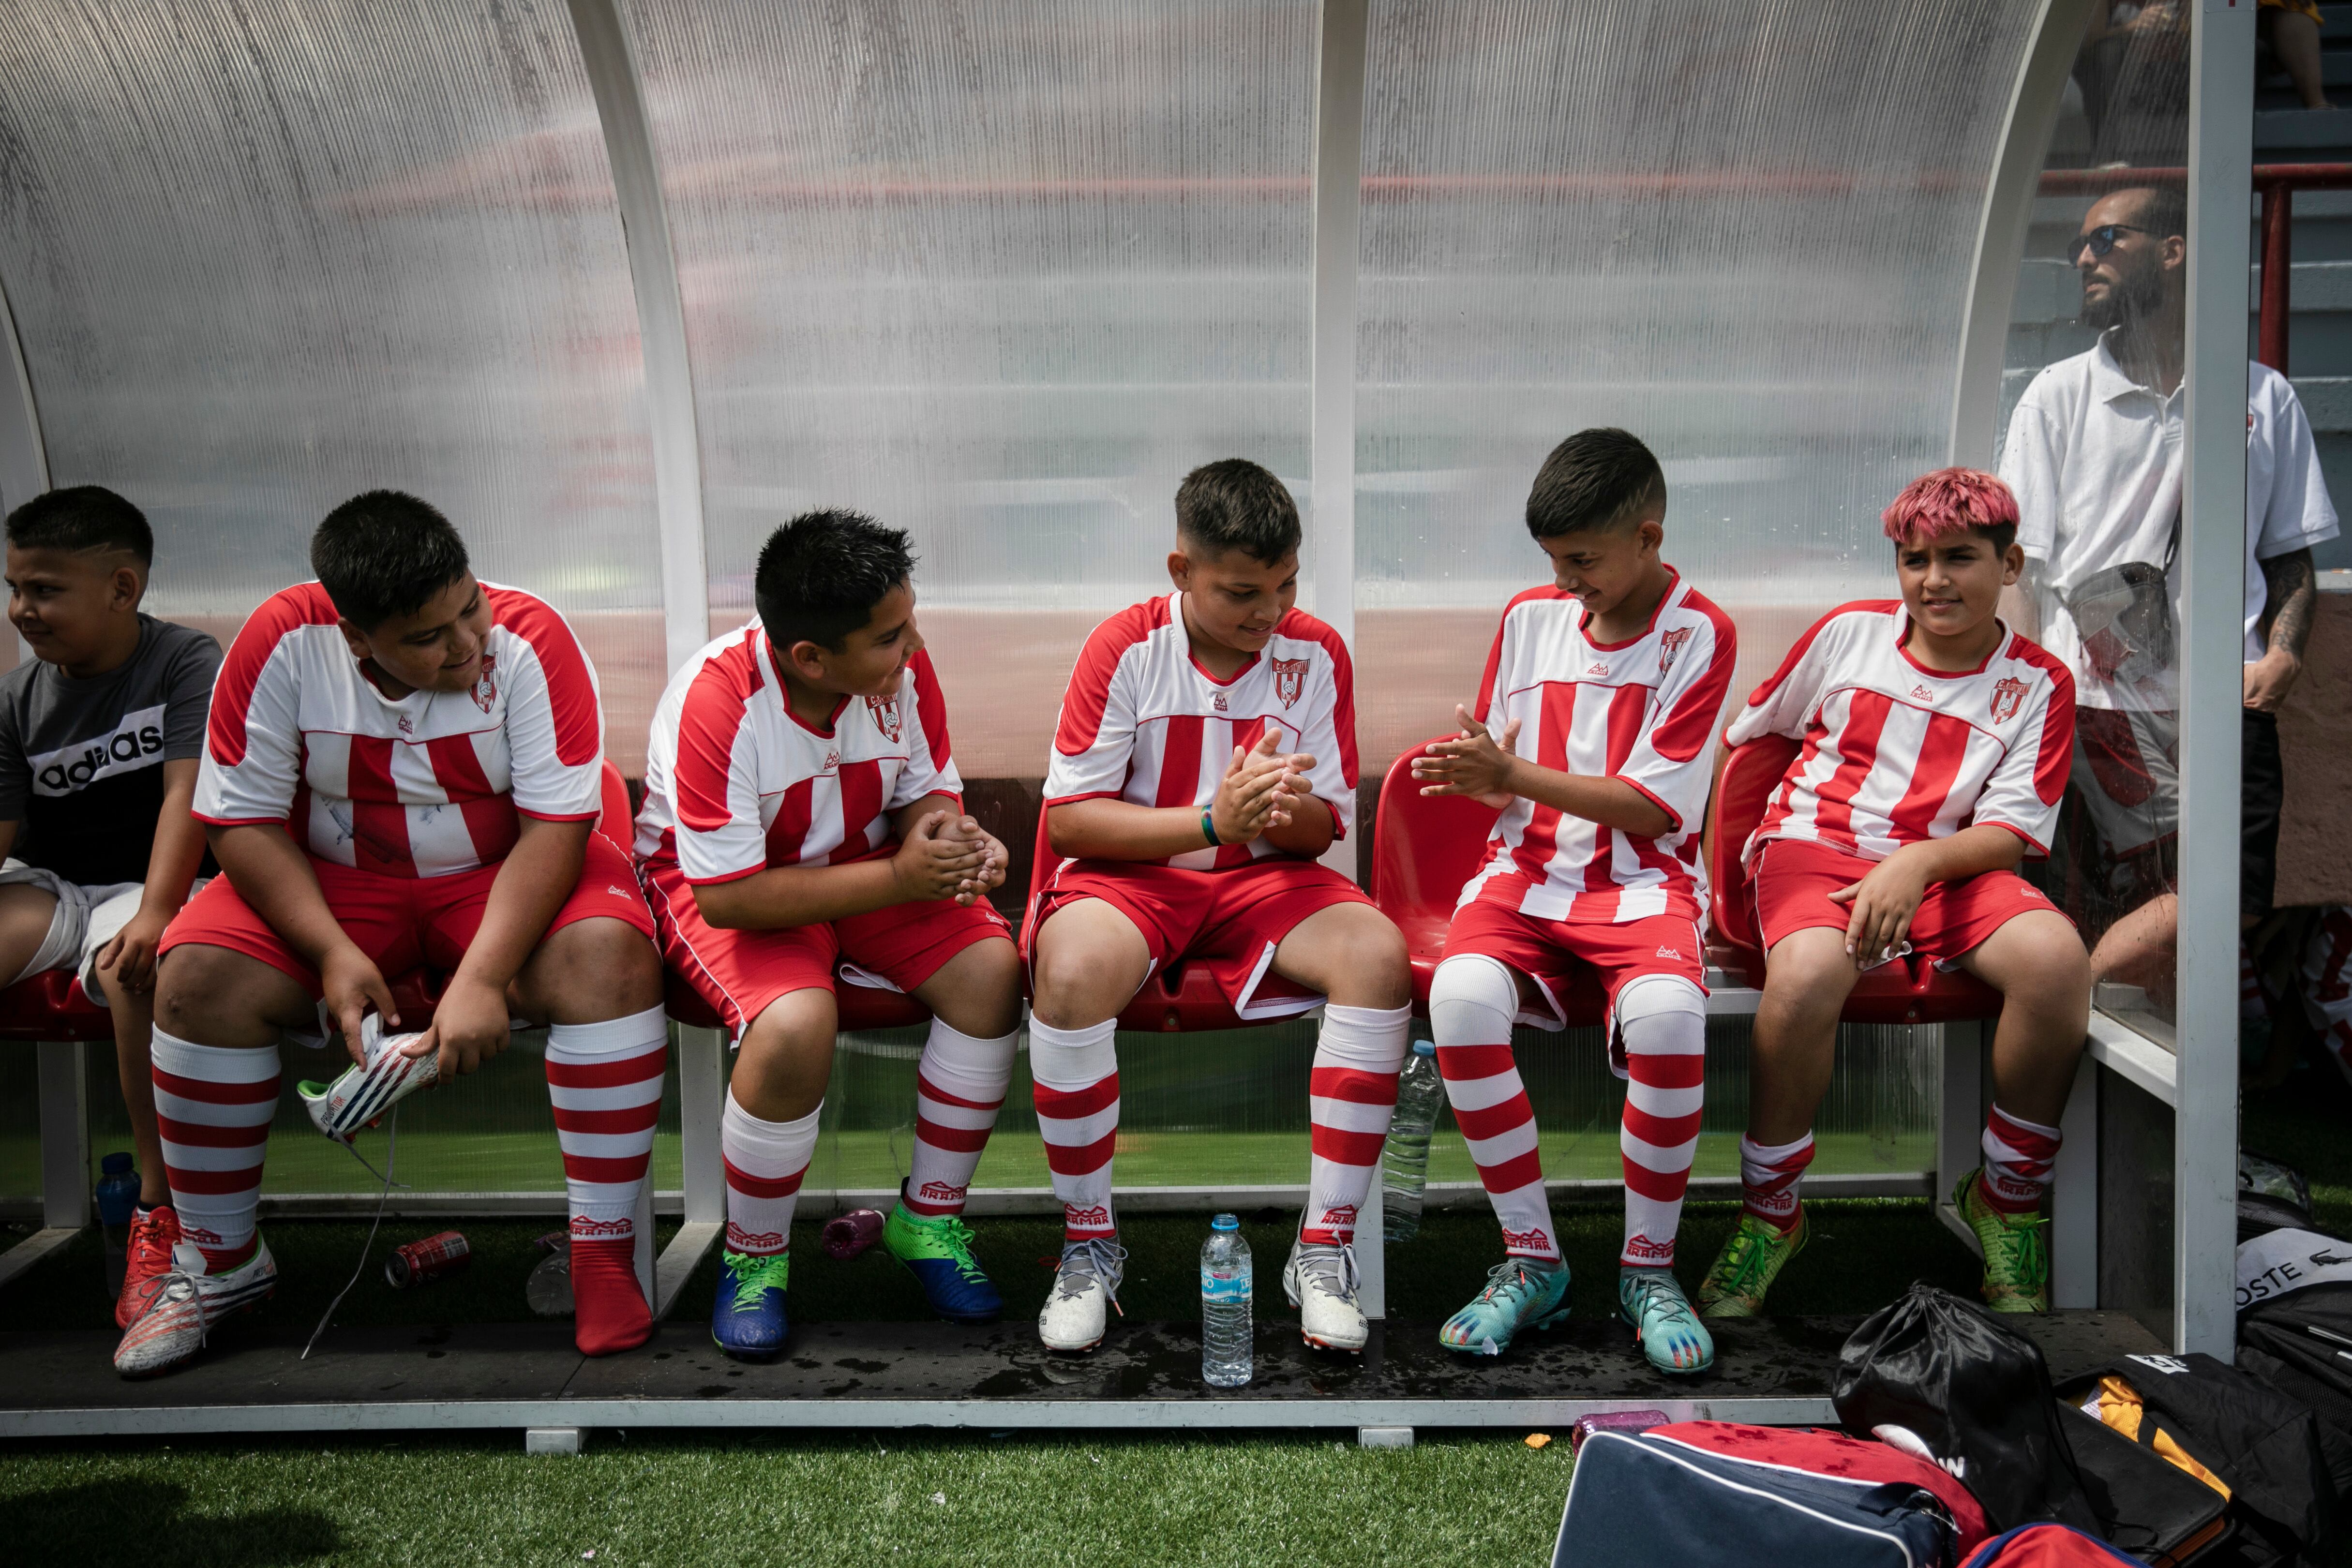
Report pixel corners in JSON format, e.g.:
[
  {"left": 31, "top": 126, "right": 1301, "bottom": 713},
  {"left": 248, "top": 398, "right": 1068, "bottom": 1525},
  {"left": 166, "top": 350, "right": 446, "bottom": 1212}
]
[{"left": 2081, "top": 260, "right": 2165, "bottom": 332}]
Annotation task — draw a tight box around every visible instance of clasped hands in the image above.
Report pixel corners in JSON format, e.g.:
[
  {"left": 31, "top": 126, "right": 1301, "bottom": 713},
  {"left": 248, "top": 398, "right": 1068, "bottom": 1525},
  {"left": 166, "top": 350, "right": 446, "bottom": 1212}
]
[{"left": 1411, "top": 705, "right": 1525, "bottom": 807}]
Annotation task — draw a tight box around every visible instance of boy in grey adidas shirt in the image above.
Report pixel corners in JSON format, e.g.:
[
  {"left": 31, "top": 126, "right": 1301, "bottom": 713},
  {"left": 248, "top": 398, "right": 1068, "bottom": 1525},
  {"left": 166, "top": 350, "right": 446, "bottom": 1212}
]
[{"left": 0, "top": 486, "right": 219, "bottom": 1322}]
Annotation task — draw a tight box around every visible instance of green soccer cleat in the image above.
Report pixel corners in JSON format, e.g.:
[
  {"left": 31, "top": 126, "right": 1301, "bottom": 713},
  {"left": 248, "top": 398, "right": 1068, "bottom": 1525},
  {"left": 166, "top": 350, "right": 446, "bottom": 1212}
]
[
  {"left": 1619, "top": 1268, "right": 1715, "bottom": 1374},
  {"left": 882, "top": 1203, "right": 1003, "bottom": 1324},
  {"left": 1438, "top": 1257, "right": 1572, "bottom": 1356},
  {"left": 1696, "top": 1210, "right": 1809, "bottom": 1320},
  {"left": 1956, "top": 1168, "right": 2049, "bottom": 1314}
]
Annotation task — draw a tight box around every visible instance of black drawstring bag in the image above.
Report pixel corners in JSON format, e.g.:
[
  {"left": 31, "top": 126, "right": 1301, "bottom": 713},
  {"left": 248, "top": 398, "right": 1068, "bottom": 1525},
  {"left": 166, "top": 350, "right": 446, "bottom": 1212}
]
[{"left": 1834, "top": 1284, "right": 2098, "bottom": 1534}]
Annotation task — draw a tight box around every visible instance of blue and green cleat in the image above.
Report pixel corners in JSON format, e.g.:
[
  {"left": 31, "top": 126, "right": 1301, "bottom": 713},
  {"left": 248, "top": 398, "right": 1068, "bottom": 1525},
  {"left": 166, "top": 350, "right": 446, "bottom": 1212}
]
[
  {"left": 710, "top": 1249, "right": 790, "bottom": 1361},
  {"left": 1619, "top": 1267, "right": 1715, "bottom": 1374},
  {"left": 883, "top": 1203, "right": 1003, "bottom": 1324},
  {"left": 1438, "top": 1257, "right": 1572, "bottom": 1356}
]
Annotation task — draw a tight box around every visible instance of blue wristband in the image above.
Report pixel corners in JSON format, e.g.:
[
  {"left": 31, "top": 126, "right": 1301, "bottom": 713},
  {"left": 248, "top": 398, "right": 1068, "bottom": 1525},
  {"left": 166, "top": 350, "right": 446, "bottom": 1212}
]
[{"left": 1201, "top": 807, "right": 1221, "bottom": 847}]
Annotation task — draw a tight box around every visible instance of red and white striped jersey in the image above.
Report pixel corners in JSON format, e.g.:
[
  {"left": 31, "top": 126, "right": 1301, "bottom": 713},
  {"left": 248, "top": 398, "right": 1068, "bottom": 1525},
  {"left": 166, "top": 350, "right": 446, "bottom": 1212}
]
[
  {"left": 635, "top": 619, "right": 960, "bottom": 885},
  {"left": 1457, "top": 570, "right": 1738, "bottom": 925},
  {"left": 193, "top": 581, "right": 604, "bottom": 878},
  {"left": 1726, "top": 601, "right": 2074, "bottom": 864},
  {"left": 1043, "top": 594, "right": 1356, "bottom": 871}
]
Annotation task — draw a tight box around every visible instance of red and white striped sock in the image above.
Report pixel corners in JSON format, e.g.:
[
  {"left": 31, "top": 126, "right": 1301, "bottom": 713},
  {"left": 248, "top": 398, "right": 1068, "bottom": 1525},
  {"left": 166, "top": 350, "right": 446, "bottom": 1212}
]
[
  {"left": 903, "top": 1019, "right": 1016, "bottom": 1217},
  {"left": 721, "top": 1092, "right": 820, "bottom": 1257},
  {"left": 1431, "top": 956, "right": 1559, "bottom": 1263},
  {"left": 150, "top": 1029, "right": 278, "bottom": 1272},
  {"left": 1616, "top": 976, "right": 1707, "bottom": 1267},
  {"left": 1030, "top": 1017, "right": 1119, "bottom": 1241},
  {"left": 1978, "top": 1104, "right": 2062, "bottom": 1215},
  {"left": 1303, "top": 1002, "right": 1411, "bottom": 1246},
  {"left": 545, "top": 1006, "right": 669, "bottom": 1245},
  {"left": 1739, "top": 1132, "right": 1816, "bottom": 1232}
]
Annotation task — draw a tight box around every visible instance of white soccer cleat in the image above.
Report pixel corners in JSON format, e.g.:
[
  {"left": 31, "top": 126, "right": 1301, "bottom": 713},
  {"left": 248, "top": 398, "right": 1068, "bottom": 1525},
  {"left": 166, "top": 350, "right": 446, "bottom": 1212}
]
[
  {"left": 1037, "top": 1237, "right": 1126, "bottom": 1353},
  {"left": 1284, "top": 1240, "right": 1369, "bottom": 1353},
  {"left": 298, "top": 1014, "right": 436, "bottom": 1141},
  {"left": 112, "top": 1238, "right": 278, "bottom": 1378}
]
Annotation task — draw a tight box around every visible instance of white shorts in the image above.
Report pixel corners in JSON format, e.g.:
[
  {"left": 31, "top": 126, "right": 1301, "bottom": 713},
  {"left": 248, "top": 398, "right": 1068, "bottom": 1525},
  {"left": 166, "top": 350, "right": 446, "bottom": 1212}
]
[{"left": 0, "top": 861, "right": 158, "bottom": 1007}]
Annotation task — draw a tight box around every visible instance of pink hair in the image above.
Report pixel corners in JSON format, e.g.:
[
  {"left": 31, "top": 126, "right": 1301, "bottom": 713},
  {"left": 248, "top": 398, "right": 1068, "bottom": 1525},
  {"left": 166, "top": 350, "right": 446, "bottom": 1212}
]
[{"left": 1880, "top": 466, "right": 2019, "bottom": 544}]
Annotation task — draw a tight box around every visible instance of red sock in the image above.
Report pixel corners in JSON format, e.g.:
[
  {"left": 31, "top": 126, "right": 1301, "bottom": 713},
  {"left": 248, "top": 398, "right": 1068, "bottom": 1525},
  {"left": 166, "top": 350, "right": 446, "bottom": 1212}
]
[
  {"left": 1739, "top": 1133, "right": 1815, "bottom": 1234},
  {"left": 569, "top": 1237, "right": 652, "bottom": 1356}
]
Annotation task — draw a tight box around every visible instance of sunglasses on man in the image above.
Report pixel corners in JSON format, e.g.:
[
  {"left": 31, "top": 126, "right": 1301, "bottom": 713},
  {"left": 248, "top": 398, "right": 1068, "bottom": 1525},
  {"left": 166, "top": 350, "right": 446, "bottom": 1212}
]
[{"left": 2068, "top": 223, "right": 2156, "bottom": 262}]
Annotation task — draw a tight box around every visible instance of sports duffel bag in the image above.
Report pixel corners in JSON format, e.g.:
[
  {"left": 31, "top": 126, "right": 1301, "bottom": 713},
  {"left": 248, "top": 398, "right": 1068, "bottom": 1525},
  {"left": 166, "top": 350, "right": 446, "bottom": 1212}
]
[
  {"left": 1552, "top": 1426, "right": 1958, "bottom": 1568},
  {"left": 1962, "top": 1523, "right": 2146, "bottom": 1567}
]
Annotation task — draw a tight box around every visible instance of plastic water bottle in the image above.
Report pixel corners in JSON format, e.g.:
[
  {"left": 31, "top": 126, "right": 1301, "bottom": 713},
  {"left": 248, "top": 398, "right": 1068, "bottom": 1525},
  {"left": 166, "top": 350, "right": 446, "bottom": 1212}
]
[
  {"left": 1200, "top": 1213, "right": 1253, "bottom": 1388},
  {"left": 1383, "top": 1040, "right": 1446, "bottom": 1243},
  {"left": 95, "top": 1151, "right": 139, "bottom": 1295}
]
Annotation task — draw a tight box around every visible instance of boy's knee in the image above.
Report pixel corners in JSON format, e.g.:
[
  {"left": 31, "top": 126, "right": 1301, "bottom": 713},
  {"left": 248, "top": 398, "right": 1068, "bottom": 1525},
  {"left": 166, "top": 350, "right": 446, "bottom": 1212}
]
[
  {"left": 2006, "top": 935, "right": 2094, "bottom": 1017},
  {"left": 1429, "top": 953, "right": 1517, "bottom": 1038},
  {"left": 943, "top": 937, "right": 1024, "bottom": 1037},
  {"left": 541, "top": 918, "right": 662, "bottom": 1014},
  {"left": 154, "top": 943, "right": 258, "bottom": 1035}
]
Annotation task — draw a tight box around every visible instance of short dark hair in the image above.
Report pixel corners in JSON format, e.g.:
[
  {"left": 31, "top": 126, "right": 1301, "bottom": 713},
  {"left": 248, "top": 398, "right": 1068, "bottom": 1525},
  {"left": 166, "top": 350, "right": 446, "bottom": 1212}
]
[
  {"left": 754, "top": 509, "right": 915, "bottom": 651},
  {"left": 5, "top": 485, "right": 152, "bottom": 564},
  {"left": 2124, "top": 183, "right": 2187, "bottom": 243},
  {"left": 311, "top": 490, "right": 471, "bottom": 629},
  {"left": 1174, "top": 459, "right": 1301, "bottom": 564},
  {"left": 1525, "top": 428, "right": 1667, "bottom": 538}
]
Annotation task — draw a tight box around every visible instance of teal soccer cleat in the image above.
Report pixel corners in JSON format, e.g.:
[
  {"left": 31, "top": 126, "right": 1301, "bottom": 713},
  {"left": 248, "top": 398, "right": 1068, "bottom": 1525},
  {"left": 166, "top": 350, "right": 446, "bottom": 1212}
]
[
  {"left": 1618, "top": 1267, "right": 1715, "bottom": 1374},
  {"left": 1438, "top": 1257, "right": 1572, "bottom": 1356}
]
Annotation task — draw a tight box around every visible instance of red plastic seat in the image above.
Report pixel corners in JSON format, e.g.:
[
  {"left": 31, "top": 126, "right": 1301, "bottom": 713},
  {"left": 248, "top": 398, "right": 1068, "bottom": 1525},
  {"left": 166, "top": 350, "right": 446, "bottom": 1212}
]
[
  {"left": 1709, "top": 735, "right": 1999, "bottom": 1024},
  {"left": 1023, "top": 806, "right": 1267, "bottom": 1033},
  {"left": 1367, "top": 738, "right": 1609, "bottom": 1025},
  {"left": 0, "top": 968, "right": 115, "bottom": 1042}
]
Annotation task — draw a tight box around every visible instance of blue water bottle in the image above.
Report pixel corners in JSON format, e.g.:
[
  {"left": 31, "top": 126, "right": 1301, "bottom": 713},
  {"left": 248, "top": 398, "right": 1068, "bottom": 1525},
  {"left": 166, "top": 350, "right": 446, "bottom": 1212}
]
[{"left": 95, "top": 1151, "right": 139, "bottom": 1295}]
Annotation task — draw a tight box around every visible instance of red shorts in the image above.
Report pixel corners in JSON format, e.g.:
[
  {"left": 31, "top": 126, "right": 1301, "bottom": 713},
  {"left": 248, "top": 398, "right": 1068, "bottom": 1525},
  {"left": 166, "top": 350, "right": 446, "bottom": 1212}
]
[
  {"left": 158, "top": 830, "right": 656, "bottom": 996},
  {"left": 1752, "top": 837, "right": 2066, "bottom": 962},
  {"left": 1027, "top": 855, "right": 1374, "bottom": 1021},
  {"left": 1444, "top": 897, "right": 1708, "bottom": 1035},
  {"left": 642, "top": 859, "right": 1010, "bottom": 1040}
]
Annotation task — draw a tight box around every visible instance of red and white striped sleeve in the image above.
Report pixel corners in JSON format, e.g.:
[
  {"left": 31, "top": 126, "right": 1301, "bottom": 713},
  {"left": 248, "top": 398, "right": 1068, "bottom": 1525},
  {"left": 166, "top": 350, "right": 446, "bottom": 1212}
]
[
  {"left": 669, "top": 655, "right": 769, "bottom": 886},
  {"left": 1968, "top": 641, "right": 2075, "bottom": 857},
  {"left": 1724, "top": 603, "right": 1883, "bottom": 748},
  {"left": 488, "top": 587, "right": 604, "bottom": 822},
  {"left": 192, "top": 587, "right": 317, "bottom": 827},
  {"left": 1475, "top": 590, "right": 1544, "bottom": 735},
  {"left": 1287, "top": 615, "right": 1359, "bottom": 839},
  {"left": 1043, "top": 604, "right": 1148, "bottom": 806},
  {"left": 1614, "top": 597, "right": 1738, "bottom": 833},
  {"left": 887, "top": 649, "right": 963, "bottom": 811}
]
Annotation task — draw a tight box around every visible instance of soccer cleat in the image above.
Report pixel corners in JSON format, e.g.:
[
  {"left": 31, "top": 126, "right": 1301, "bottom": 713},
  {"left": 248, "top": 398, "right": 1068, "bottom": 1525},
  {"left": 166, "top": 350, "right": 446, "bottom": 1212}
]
[
  {"left": 710, "top": 1248, "right": 792, "bottom": 1361},
  {"left": 1696, "top": 1210, "right": 1809, "bottom": 1320},
  {"left": 1619, "top": 1268, "right": 1715, "bottom": 1374},
  {"left": 113, "top": 1238, "right": 276, "bottom": 1378},
  {"left": 1438, "top": 1256, "right": 1572, "bottom": 1356},
  {"left": 1956, "top": 1168, "right": 2050, "bottom": 1314},
  {"left": 1282, "top": 1240, "right": 1367, "bottom": 1353},
  {"left": 1037, "top": 1236, "right": 1127, "bottom": 1353},
  {"left": 882, "top": 1203, "right": 1002, "bottom": 1324},
  {"left": 297, "top": 1014, "right": 437, "bottom": 1142},
  {"left": 115, "top": 1204, "right": 184, "bottom": 1331},
  {"left": 570, "top": 1235, "right": 654, "bottom": 1356}
]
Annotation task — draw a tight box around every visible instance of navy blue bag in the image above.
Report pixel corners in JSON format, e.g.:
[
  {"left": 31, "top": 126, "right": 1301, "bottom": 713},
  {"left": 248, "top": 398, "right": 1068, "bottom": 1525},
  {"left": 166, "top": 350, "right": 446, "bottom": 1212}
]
[{"left": 1553, "top": 1428, "right": 1958, "bottom": 1568}]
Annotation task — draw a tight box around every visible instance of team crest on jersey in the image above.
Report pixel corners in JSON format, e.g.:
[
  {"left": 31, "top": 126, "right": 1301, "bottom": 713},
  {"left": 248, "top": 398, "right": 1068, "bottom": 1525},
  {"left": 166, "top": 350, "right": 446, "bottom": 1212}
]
[
  {"left": 470, "top": 652, "right": 498, "bottom": 714},
  {"left": 1990, "top": 676, "right": 2029, "bottom": 723},
  {"left": 1272, "top": 656, "right": 1308, "bottom": 709},
  {"left": 866, "top": 692, "right": 903, "bottom": 743},
  {"left": 1656, "top": 626, "right": 1693, "bottom": 677}
]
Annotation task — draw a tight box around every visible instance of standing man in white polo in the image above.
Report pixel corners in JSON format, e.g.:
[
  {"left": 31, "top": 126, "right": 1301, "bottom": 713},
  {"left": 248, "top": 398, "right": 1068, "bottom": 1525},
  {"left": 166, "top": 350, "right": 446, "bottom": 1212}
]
[{"left": 1999, "top": 183, "right": 2337, "bottom": 1003}]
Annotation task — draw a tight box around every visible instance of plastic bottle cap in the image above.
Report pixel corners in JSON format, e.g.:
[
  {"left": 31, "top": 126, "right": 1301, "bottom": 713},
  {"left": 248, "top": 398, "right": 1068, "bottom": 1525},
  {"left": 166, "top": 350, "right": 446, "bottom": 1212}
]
[
  {"left": 100, "top": 1152, "right": 134, "bottom": 1174},
  {"left": 1412, "top": 1040, "right": 1436, "bottom": 1057},
  {"left": 1211, "top": 1213, "right": 1239, "bottom": 1231}
]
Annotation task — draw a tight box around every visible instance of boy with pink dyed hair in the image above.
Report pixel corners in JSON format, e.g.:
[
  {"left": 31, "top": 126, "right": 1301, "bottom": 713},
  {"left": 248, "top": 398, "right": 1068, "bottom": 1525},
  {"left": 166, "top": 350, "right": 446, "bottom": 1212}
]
[{"left": 1696, "top": 468, "right": 2090, "bottom": 1319}]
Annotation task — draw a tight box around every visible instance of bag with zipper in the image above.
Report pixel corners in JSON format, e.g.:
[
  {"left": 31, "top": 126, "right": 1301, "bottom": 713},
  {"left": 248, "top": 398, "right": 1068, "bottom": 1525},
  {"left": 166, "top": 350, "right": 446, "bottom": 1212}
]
[
  {"left": 1551, "top": 1426, "right": 1959, "bottom": 1568},
  {"left": 1962, "top": 1523, "right": 2156, "bottom": 1568},
  {"left": 2056, "top": 1402, "right": 2234, "bottom": 1565}
]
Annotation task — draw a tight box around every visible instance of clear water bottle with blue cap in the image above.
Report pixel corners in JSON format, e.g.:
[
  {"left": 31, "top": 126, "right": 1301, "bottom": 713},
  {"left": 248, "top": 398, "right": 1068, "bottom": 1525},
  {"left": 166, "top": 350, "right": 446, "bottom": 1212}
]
[
  {"left": 95, "top": 1151, "right": 139, "bottom": 1295},
  {"left": 1382, "top": 1040, "right": 1445, "bottom": 1242},
  {"left": 1200, "top": 1212, "right": 1253, "bottom": 1388}
]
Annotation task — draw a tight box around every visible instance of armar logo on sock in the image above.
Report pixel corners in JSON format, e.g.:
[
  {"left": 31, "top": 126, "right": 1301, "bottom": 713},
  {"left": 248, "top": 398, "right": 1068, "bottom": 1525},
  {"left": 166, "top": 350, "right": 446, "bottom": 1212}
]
[
  {"left": 572, "top": 1216, "right": 634, "bottom": 1239},
  {"left": 726, "top": 1225, "right": 785, "bottom": 1251},
  {"left": 1623, "top": 1233, "right": 1676, "bottom": 1262},
  {"left": 1318, "top": 1204, "right": 1358, "bottom": 1231},
  {"left": 1499, "top": 1225, "right": 1553, "bottom": 1254},
  {"left": 917, "top": 1180, "right": 966, "bottom": 1205},
  {"left": 1063, "top": 1204, "right": 1110, "bottom": 1230}
]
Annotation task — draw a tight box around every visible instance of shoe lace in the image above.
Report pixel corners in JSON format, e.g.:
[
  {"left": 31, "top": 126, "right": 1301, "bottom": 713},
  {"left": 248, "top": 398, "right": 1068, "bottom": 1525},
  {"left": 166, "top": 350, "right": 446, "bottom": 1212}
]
[
  {"left": 728, "top": 1252, "right": 791, "bottom": 1308},
  {"left": 933, "top": 1217, "right": 989, "bottom": 1284},
  {"left": 1986, "top": 1212, "right": 2050, "bottom": 1296},
  {"left": 1054, "top": 1238, "right": 1128, "bottom": 1316},
  {"left": 1710, "top": 1222, "right": 1777, "bottom": 1297},
  {"left": 1623, "top": 1269, "right": 1698, "bottom": 1326},
  {"left": 1292, "top": 1242, "right": 1360, "bottom": 1302},
  {"left": 1474, "top": 1256, "right": 1545, "bottom": 1307},
  {"left": 126, "top": 1210, "right": 178, "bottom": 1275}
]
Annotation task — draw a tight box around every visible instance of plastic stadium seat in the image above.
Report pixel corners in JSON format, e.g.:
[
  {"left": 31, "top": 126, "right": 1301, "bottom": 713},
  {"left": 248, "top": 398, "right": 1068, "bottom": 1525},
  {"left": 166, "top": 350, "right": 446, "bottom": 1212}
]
[
  {"left": 1024, "top": 806, "right": 1264, "bottom": 1033},
  {"left": 0, "top": 968, "right": 115, "bottom": 1043},
  {"left": 1709, "top": 735, "right": 1999, "bottom": 1025},
  {"left": 1368, "top": 738, "right": 1608, "bottom": 1025}
]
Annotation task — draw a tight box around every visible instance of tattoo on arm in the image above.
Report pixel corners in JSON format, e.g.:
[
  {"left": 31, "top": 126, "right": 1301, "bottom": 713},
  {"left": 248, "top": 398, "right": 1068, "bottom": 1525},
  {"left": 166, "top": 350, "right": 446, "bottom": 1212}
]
[{"left": 2262, "top": 548, "right": 2318, "bottom": 659}]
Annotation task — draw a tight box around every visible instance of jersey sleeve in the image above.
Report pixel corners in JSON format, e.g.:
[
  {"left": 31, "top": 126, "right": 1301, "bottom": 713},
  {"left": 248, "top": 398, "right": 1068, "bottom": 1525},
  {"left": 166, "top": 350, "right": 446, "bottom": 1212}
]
[
  {"left": 1999, "top": 383, "right": 2065, "bottom": 565},
  {"left": 1295, "top": 631, "right": 1360, "bottom": 839},
  {"left": 669, "top": 669, "right": 769, "bottom": 885},
  {"left": 1725, "top": 608, "right": 1847, "bottom": 748},
  {"left": 494, "top": 598, "right": 605, "bottom": 822},
  {"left": 1043, "top": 622, "right": 1137, "bottom": 806},
  {"left": 886, "top": 650, "right": 963, "bottom": 811},
  {"left": 1474, "top": 604, "right": 1516, "bottom": 736},
  {"left": 2255, "top": 379, "right": 2341, "bottom": 559},
  {"left": 1968, "top": 658, "right": 2075, "bottom": 856},
  {"left": 193, "top": 612, "right": 305, "bottom": 827},
  {"left": 161, "top": 625, "right": 224, "bottom": 762},
  {"left": 1613, "top": 609, "right": 1737, "bottom": 834}
]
